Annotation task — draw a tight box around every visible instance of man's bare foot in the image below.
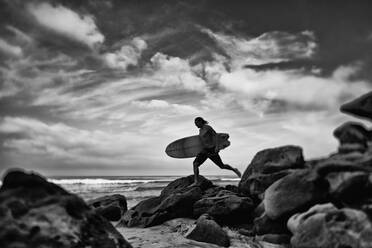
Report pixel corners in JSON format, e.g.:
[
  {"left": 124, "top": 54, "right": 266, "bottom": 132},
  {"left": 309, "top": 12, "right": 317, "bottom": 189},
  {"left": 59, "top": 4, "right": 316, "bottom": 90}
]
[{"left": 233, "top": 168, "right": 242, "bottom": 178}]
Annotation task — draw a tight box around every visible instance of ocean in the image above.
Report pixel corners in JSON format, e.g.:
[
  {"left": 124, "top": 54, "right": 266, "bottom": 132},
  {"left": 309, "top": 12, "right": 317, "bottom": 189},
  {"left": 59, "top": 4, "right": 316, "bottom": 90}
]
[{"left": 47, "top": 175, "right": 241, "bottom": 208}]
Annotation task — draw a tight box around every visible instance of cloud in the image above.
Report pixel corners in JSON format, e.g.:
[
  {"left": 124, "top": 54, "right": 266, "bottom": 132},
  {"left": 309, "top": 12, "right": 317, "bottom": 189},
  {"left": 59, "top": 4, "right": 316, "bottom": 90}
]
[
  {"left": 149, "top": 53, "right": 207, "bottom": 91},
  {"left": 202, "top": 28, "right": 317, "bottom": 68},
  {"left": 217, "top": 64, "right": 370, "bottom": 113},
  {"left": 0, "top": 38, "right": 23, "bottom": 57},
  {"left": 0, "top": 116, "right": 146, "bottom": 166},
  {"left": 132, "top": 99, "right": 199, "bottom": 115},
  {"left": 6, "top": 26, "right": 33, "bottom": 44},
  {"left": 27, "top": 2, "right": 104, "bottom": 48},
  {"left": 104, "top": 37, "right": 147, "bottom": 70}
]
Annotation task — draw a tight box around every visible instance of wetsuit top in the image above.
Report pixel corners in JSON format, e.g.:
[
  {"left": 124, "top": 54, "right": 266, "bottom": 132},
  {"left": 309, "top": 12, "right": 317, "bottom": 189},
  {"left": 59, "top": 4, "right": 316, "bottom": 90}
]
[{"left": 199, "top": 124, "right": 217, "bottom": 149}]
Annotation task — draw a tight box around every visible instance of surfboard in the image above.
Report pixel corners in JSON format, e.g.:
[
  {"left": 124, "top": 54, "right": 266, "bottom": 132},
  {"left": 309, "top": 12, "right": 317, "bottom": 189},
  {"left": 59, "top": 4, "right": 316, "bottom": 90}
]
[{"left": 165, "top": 133, "right": 230, "bottom": 158}]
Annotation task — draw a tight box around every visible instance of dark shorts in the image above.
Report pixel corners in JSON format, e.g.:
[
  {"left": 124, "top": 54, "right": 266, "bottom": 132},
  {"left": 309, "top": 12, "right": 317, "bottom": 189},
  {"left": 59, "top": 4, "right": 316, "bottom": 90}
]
[{"left": 193, "top": 147, "right": 225, "bottom": 168}]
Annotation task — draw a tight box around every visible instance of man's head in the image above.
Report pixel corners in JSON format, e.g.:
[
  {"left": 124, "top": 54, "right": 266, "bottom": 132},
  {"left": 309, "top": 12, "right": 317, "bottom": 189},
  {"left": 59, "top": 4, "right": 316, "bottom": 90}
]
[{"left": 194, "top": 117, "right": 208, "bottom": 128}]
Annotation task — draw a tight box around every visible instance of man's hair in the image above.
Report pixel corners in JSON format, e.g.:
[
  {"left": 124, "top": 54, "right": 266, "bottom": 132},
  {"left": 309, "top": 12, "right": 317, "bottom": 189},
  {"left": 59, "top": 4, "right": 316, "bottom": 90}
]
[{"left": 195, "top": 117, "right": 208, "bottom": 124}]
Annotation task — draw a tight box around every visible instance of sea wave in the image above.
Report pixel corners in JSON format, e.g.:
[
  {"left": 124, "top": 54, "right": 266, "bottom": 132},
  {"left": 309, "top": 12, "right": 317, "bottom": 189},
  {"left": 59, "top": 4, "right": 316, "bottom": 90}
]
[
  {"left": 218, "top": 178, "right": 241, "bottom": 182},
  {"left": 48, "top": 178, "right": 152, "bottom": 185}
]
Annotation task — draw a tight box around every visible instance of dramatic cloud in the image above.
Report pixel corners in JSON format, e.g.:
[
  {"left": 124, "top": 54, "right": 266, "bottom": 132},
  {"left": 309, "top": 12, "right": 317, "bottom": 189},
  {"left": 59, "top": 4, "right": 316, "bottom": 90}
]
[
  {"left": 132, "top": 99, "right": 199, "bottom": 115},
  {"left": 217, "top": 64, "right": 370, "bottom": 112},
  {"left": 1, "top": 1, "right": 371, "bottom": 176},
  {"left": 6, "top": 26, "right": 33, "bottom": 44},
  {"left": 202, "top": 28, "right": 317, "bottom": 67},
  {"left": 0, "top": 38, "right": 23, "bottom": 57},
  {"left": 0, "top": 116, "right": 146, "bottom": 166},
  {"left": 27, "top": 2, "right": 104, "bottom": 48},
  {"left": 104, "top": 37, "right": 147, "bottom": 70},
  {"left": 149, "top": 53, "right": 207, "bottom": 91}
]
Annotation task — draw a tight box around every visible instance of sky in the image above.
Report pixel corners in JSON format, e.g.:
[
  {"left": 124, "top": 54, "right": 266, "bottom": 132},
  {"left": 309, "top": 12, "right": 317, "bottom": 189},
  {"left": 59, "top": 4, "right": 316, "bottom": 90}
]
[{"left": 0, "top": 0, "right": 372, "bottom": 176}]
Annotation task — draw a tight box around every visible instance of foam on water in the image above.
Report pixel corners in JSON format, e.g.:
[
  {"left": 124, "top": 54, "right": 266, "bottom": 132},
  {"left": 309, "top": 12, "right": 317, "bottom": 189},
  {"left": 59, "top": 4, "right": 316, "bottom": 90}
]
[
  {"left": 48, "top": 178, "right": 153, "bottom": 185},
  {"left": 1, "top": 176, "right": 240, "bottom": 208}
]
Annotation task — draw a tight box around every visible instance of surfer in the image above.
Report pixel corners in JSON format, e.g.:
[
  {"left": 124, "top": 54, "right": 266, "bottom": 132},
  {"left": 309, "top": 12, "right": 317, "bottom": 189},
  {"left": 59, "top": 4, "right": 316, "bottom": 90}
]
[{"left": 191, "top": 117, "right": 241, "bottom": 186}]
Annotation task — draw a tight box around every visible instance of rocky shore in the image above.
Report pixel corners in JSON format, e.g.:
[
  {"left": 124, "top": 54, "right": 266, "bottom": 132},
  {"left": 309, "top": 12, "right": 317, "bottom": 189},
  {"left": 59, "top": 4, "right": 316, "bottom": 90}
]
[{"left": 1, "top": 91, "right": 372, "bottom": 248}]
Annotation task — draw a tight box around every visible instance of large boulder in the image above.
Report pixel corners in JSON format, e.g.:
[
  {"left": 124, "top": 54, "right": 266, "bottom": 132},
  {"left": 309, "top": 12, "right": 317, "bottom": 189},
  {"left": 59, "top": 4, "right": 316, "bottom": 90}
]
[
  {"left": 288, "top": 203, "right": 372, "bottom": 248},
  {"left": 0, "top": 169, "right": 132, "bottom": 248},
  {"left": 161, "top": 175, "right": 213, "bottom": 197},
  {"left": 341, "top": 91, "right": 372, "bottom": 122},
  {"left": 239, "top": 145, "right": 304, "bottom": 196},
  {"left": 88, "top": 194, "right": 128, "bottom": 221},
  {"left": 264, "top": 169, "right": 329, "bottom": 220},
  {"left": 193, "top": 190, "right": 254, "bottom": 224},
  {"left": 185, "top": 214, "right": 230, "bottom": 247},
  {"left": 333, "top": 122, "right": 370, "bottom": 154},
  {"left": 287, "top": 203, "right": 337, "bottom": 233},
  {"left": 120, "top": 175, "right": 213, "bottom": 227},
  {"left": 253, "top": 213, "right": 289, "bottom": 235},
  {"left": 330, "top": 172, "right": 372, "bottom": 207}
]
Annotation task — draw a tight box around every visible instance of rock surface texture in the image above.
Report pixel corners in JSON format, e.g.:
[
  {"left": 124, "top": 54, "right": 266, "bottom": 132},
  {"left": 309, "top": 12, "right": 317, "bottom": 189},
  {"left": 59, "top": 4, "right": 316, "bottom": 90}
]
[
  {"left": 341, "top": 91, "right": 372, "bottom": 121},
  {"left": 185, "top": 214, "right": 230, "bottom": 247},
  {"left": 120, "top": 175, "right": 213, "bottom": 227},
  {"left": 88, "top": 194, "right": 128, "bottom": 221},
  {"left": 264, "top": 169, "right": 329, "bottom": 220},
  {"left": 0, "top": 170, "right": 132, "bottom": 248},
  {"left": 239, "top": 145, "right": 304, "bottom": 197},
  {"left": 193, "top": 190, "right": 254, "bottom": 224},
  {"left": 289, "top": 203, "right": 372, "bottom": 248},
  {"left": 333, "top": 121, "right": 370, "bottom": 153}
]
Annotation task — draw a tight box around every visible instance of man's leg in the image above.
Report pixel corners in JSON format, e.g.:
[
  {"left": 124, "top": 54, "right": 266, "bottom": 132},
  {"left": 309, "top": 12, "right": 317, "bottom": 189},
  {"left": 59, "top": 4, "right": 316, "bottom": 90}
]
[
  {"left": 209, "top": 153, "right": 242, "bottom": 178},
  {"left": 191, "top": 152, "right": 208, "bottom": 186}
]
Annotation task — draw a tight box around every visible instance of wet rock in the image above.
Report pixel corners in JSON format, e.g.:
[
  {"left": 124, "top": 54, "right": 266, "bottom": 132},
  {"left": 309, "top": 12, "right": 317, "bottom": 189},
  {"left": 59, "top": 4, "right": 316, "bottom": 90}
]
[
  {"left": 289, "top": 203, "right": 372, "bottom": 248},
  {"left": 341, "top": 91, "right": 372, "bottom": 122},
  {"left": 185, "top": 214, "right": 230, "bottom": 247},
  {"left": 334, "top": 122, "right": 369, "bottom": 153},
  {"left": 88, "top": 194, "right": 127, "bottom": 221},
  {"left": 193, "top": 192, "right": 254, "bottom": 224},
  {"left": 239, "top": 145, "right": 304, "bottom": 196},
  {"left": 264, "top": 169, "right": 329, "bottom": 220},
  {"left": 120, "top": 175, "right": 213, "bottom": 227},
  {"left": 0, "top": 169, "right": 132, "bottom": 248}
]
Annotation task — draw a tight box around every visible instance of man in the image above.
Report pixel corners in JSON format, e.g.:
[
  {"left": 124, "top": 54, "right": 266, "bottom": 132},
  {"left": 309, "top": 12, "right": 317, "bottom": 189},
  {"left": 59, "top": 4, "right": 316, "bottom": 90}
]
[{"left": 191, "top": 117, "right": 241, "bottom": 186}]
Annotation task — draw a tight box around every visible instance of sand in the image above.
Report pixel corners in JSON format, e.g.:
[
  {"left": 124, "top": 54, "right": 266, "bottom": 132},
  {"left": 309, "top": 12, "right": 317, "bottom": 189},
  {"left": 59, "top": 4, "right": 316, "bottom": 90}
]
[{"left": 116, "top": 218, "right": 263, "bottom": 248}]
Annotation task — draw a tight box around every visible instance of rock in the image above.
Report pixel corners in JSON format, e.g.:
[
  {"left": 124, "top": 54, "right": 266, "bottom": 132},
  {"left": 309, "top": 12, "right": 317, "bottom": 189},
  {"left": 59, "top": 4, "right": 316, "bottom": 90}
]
[
  {"left": 0, "top": 169, "right": 132, "bottom": 248},
  {"left": 120, "top": 175, "right": 213, "bottom": 227},
  {"left": 287, "top": 203, "right": 337, "bottom": 234},
  {"left": 289, "top": 204, "right": 372, "bottom": 248},
  {"left": 88, "top": 194, "right": 127, "bottom": 221},
  {"left": 340, "top": 91, "right": 372, "bottom": 121},
  {"left": 252, "top": 201, "right": 265, "bottom": 219},
  {"left": 185, "top": 214, "right": 230, "bottom": 247},
  {"left": 331, "top": 172, "right": 372, "bottom": 207},
  {"left": 333, "top": 122, "right": 369, "bottom": 153},
  {"left": 326, "top": 171, "right": 366, "bottom": 194},
  {"left": 239, "top": 145, "right": 305, "bottom": 196},
  {"left": 160, "top": 175, "right": 213, "bottom": 197},
  {"left": 254, "top": 213, "right": 289, "bottom": 235},
  {"left": 243, "top": 170, "right": 294, "bottom": 199},
  {"left": 264, "top": 169, "right": 329, "bottom": 220},
  {"left": 193, "top": 192, "right": 254, "bottom": 224}
]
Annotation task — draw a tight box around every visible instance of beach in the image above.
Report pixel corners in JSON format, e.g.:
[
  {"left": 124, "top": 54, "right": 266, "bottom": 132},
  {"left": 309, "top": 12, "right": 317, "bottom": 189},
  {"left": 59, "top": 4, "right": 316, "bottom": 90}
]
[{"left": 117, "top": 218, "right": 258, "bottom": 248}]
